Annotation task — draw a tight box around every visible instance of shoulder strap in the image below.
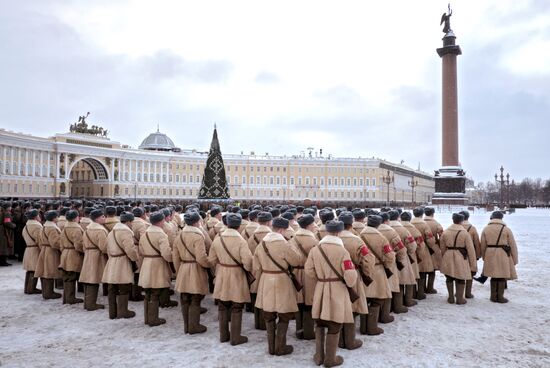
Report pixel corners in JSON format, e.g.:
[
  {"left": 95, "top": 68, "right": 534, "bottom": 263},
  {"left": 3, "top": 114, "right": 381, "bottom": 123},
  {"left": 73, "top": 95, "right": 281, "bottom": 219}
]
[
  {"left": 112, "top": 230, "right": 127, "bottom": 254},
  {"left": 293, "top": 236, "right": 308, "bottom": 257},
  {"left": 25, "top": 226, "right": 36, "bottom": 244},
  {"left": 467, "top": 225, "right": 473, "bottom": 232},
  {"left": 61, "top": 228, "right": 75, "bottom": 248},
  {"left": 220, "top": 236, "right": 242, "bottom": 267},
  {"left": 84, "top": 230, "right": 99, "bottom": 249},
  {"left": 453, "top": 230, "right": 462, "bottom": 247},
  {"left": 361, "top": 235, "right": 384, "bottom": 263},
  {"left": 253, "top": 233, "right": 260, "bottom": 244},
  {"left": 495, "top": 224, "right": 506, "bottom": 246},
  {"left": 145, "top": 232, "right": 162, "bottom": 256},
  {"left": 42, "top": 227, "right": 50, "bottom": 245},
  {"left": 180, "top": 232, "right": 196, "bottom": 261},
  {"left": 261, "top": 240, "right": 288, "bottom": 272},
  {"left": 317, "top": 244, "right": 345, "bottom": 284}
]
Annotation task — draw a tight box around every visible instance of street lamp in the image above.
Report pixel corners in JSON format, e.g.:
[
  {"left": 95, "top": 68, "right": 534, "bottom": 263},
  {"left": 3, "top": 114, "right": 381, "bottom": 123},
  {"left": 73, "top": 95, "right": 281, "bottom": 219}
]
[
  {"left": 408, "top": 177, "right": 418, "bottom": 206},
  {"left": 382, "top": 170, "right": 394, "bottom": 206},
  {"left": 495, "top": 166, "right": 510, "bottom": 209}
]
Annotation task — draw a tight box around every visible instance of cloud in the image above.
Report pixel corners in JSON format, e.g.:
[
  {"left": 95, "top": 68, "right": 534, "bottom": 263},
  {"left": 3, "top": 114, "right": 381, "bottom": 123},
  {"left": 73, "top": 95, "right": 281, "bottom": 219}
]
[
  {"left": 0, "top": 0, "right": 549, "bottom": 184},
  {"left": 255, "top": 71, "right": 280, "bottom": 83}
]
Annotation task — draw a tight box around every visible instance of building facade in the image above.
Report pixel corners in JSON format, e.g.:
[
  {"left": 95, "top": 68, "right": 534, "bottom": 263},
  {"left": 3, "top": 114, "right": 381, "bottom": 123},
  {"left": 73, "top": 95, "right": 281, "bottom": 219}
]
[{"left": 0, "top": 127, "right": 435, "bottom": 205}]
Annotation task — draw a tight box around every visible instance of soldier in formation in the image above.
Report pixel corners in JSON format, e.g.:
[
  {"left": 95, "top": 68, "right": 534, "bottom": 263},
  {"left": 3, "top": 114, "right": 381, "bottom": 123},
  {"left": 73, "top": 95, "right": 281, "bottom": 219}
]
[{"left": 15, "top": 199, "right": 519, "bottom": 367}]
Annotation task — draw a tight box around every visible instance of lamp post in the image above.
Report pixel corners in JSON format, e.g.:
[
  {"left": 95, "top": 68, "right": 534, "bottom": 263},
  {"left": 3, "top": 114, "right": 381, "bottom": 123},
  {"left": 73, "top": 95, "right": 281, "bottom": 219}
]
[
  {"left": 408, "top": 177, "right": 418, "bottom": 206},
  {"left": 495, "top": 166, "right": 509, "bottom": 209},
  {"left": 382, "top": 170, "right": 394, "bottom": 206}
]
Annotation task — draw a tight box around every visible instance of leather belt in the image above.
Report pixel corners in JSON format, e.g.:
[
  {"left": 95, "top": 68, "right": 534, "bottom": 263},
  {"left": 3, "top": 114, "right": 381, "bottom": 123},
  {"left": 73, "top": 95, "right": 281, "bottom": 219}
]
[
  {"left": 109, "top": 253, "right": 126, "bottom": 257},
  {"left": 26, "top": 245, "right": 38, "bottom": 248},
  {"left": 293, "top": 266, "right": 304, "bottom": 269},
  {"left": 219, "top": 263, "right": 240, "bottom": 268},
  {"left": 180, "top": 260, "right": 196, "bottom": 263},
  {"left": 318, "top": 278, "right": 339, "bottom": 282},
  {"left": 262, "top": 270, "right": 285, "bottom": 274},
  {"left": 142, "top": 255, "right": 162, "bottom": 258}
]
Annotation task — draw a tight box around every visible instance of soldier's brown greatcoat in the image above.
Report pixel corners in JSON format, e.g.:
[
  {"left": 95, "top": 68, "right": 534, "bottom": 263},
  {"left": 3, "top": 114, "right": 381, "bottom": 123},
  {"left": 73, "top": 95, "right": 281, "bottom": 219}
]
[
  {"left": 440, "top": 224, "right": 477, "bottom": 280},
  {"left": 59, "top": 221, "right": 84, "bottom": 273},
  {"left": 305, "top": 235, "right": 357, "bottom": 324},
  {"left": 254, "top": 232, "right": 302, "bottom": 313},
  {"left": 34, "top": 221, "right": 62, "bottom": 279},
  {"left": 102, "top": 222, "right": 138, "bottom": 284},
  {"left": 22, "top": 219, "right": 43, "bottom": 271},
  {"left": 138, "top": 225, "right": 173, "bottom": 288},
  {"left": 208, "top": 229, "right": 253, "bottom": 303},
  {"left": 79, "top": 222, "right": 108, "bottom": 284},
  {"left": 340, "top": 230, "right": 373, "bottom": 314},
  {"left": 173, "top": 225, "right": 210, "bottom": 295},
  {"left": 480, "top": 219, "right": 518, "bottom": 280},
  {"left": 289, "top": 228, "right": 319, "bottom": 305},
  {"left": 360, "top": 227, "right": 393, "bottom": 299}
]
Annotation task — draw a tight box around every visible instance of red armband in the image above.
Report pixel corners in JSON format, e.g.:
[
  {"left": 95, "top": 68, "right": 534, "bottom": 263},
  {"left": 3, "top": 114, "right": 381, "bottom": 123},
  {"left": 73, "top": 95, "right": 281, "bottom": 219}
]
[
  {"left": 407, "top": 236, "right": 414, "bottom": 244},
  {"left": 415, "top": 236, "right": 423, "bottom": 244},
  {"left": 360, "top": 246, "right": 369, "bottom": 256},
  {"left": 396, "top": 241, "right": 405, "bottom": 250},
  {"left": 3, "top": 217, "right": 11, "bottom": 223},
  {"left": 427, "top": 232, "right": 434, "bottom": 239},
  {"left": 343, "top": 260, "right": 355, "bottom": 270},
  {"left": 383, "top": 245, "right": 392, "bottom": 254}
]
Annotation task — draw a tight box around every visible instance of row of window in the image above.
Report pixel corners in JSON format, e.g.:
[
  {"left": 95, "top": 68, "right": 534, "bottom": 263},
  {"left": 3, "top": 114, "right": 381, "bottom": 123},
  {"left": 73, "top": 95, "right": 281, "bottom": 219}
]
[
  {"left": 0, "top": 182, "right": 53, "bottom": 195},
  {"left": 225, "top": 165, "right": 376, "bottom": 174},
  {"left": 1, "top": 162, "right": 55, "bottom": 177},
  {"left": 226, "top": 176, "right": 377, "bottom": 187}
]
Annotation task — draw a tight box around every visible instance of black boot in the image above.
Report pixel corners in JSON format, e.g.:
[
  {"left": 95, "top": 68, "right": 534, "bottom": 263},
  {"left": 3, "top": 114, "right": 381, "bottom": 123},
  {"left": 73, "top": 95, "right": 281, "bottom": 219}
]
[
  {"left": 0, "top": 256, "right": 13, "bottom": 266},
  {"left": 426, "top": 271, "right": 437, "bottom": 294},
  {"left": 230, "top": 304, "right": 248, "bottom": 346},
  {"left": 108, "top": 284, "right": 118, "bottom": 319}
]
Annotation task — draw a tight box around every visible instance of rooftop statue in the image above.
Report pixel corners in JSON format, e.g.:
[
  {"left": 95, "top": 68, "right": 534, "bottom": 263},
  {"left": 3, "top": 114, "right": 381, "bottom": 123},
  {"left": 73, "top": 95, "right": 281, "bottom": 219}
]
[
  {"left": 440, "top": 3, "right": 453, "bottom": 34},
  {"left": 69, "top": 112, "right": 108, "bottom": 137}
]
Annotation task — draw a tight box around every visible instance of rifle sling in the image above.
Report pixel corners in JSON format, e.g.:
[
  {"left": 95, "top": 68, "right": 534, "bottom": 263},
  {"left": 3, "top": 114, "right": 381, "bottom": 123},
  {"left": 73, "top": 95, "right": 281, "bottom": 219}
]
[
  {"left": 293, "top": 236, "right": 308, "bottom": 258},
  {"left": 145, "top": 232, "right": 163, "bottom": 257},
  {"left": 317, "top": 244, "right": 347, "bottom": 287},
  {"left": 260, "top": 240, "right": 293, "bottom": 280},
  {"left": 361, "top": 236, "right": 385, "bottom": 265},
  {"left": 219, "top": 236, "right": 245, "bottom": 269},
  {"left": 25, "top": 226, "right": 37, "bottom": 244}
]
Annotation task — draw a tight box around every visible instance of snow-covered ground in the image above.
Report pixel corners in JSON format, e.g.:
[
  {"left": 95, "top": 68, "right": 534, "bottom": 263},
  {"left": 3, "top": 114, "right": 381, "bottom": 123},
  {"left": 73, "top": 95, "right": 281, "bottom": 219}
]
[{"left": 1, "top": 208, "right": 549, "bottom": 367}]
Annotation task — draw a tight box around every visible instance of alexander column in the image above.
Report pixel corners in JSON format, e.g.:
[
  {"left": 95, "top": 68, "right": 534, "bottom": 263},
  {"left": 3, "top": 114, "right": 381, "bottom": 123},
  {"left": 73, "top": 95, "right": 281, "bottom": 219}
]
[{"left": 432, "top": 4, "right": 468, "bottom": 205}]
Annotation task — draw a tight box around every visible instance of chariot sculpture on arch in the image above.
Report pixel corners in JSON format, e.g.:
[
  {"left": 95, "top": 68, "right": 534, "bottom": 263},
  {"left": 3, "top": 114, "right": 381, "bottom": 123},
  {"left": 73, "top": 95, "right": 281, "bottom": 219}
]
[{"left": 69, "top": 112, "right": 108, "bottom": 137}]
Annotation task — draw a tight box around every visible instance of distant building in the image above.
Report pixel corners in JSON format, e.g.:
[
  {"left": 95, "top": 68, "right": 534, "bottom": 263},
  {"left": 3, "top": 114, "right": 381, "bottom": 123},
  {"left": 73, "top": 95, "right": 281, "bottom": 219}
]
[{"left": 0, "top": 126, "right": 434, "bottom": 204}]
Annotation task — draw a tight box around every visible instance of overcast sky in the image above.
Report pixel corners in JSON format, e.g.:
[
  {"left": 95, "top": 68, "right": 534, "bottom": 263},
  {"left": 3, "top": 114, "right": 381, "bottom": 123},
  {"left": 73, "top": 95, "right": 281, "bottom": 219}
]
[{"left": 1, "top": 0, "right": 548, "bottom": 183}]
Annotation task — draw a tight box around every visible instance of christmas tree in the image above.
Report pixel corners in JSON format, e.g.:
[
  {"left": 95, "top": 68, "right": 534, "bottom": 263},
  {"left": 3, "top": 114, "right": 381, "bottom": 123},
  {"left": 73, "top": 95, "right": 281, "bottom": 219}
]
[{"left": 198, "top": 126, "right": 230, "bottom": 199}]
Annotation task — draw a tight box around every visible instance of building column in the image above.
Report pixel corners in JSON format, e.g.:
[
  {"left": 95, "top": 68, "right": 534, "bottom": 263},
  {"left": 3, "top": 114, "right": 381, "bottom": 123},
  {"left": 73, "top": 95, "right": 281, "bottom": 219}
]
[
  {"left": 32, "top": 150, "right": 36, "bottom": 176},
  {"left": 148, "top": 160, "right": 151, "bottom": 181},
  {"left": 24, "top": 149, "right": 28, "bottom": 176},
  {"left": 1, "top": 146, "right": 5, "bottom": 174},
  {"left": 47, "top": 152, "right": 51, "bottom": 178},
  {"left": 56, "top": 152, "right": 60, "bottom": 179},
  {"left": 39, "top": 151, "right": 43, "bottom": 177},
  {"left": 111, "top": 157, "right": 115, "bottom": 181}
]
